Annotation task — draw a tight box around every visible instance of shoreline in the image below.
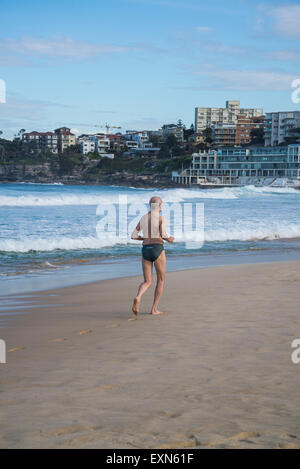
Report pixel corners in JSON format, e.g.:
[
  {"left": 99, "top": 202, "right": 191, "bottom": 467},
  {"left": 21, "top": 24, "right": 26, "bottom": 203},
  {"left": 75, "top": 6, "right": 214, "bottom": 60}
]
[
  {"left": 2, "top": 248, "right": 300, "bottom": 296},
  {"left": 1, "top": 179, "right": 300, "bottom": 189},
  {"left": 0, "top": 179, "right": 183, "bottom": 189},
  {"left": 1, "top": 260, "right": 300, "bottom": 448}
]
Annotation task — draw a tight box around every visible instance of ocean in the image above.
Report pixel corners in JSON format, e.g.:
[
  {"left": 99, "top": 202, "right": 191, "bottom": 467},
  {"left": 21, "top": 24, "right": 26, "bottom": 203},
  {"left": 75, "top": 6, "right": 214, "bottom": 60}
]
[{"left": 1, "top": 182, "right": 300, "bottom": 294}]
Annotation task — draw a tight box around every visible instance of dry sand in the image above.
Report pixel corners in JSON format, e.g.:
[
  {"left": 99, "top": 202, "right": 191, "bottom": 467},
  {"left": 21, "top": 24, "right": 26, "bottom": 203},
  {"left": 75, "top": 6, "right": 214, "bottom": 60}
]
[{"left": 1, "top": 261, "right": 300, "bottom": 449}]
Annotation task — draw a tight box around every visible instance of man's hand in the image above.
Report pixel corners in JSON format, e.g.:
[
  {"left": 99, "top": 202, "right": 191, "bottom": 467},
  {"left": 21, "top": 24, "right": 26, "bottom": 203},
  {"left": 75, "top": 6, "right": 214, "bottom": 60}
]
[
  {"left": 131, "top": 235, "right": 144, "bottom": 241},
  {"left": 168, "top": 236, "right": 175, "bottom": 243}
]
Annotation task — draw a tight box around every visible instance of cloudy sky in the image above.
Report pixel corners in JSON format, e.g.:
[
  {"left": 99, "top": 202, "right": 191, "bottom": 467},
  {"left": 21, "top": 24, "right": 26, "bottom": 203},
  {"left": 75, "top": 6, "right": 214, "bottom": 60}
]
[{"left": 0, "top": 0, "right": 300, "bottom": 138}]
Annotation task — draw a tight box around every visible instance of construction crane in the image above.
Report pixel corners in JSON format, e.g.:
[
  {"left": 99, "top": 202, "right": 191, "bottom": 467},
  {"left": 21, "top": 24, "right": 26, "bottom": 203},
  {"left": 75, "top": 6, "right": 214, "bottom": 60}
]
[{"left": 91, "top": 123, "right": 122, "bottom": 135}]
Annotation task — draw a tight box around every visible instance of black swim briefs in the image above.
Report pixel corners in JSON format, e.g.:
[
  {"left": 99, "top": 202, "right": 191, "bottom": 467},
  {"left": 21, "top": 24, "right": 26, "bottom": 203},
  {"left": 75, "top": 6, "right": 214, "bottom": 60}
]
[{"left": 142, "top": 244, "right": 164, "bottom": 262}]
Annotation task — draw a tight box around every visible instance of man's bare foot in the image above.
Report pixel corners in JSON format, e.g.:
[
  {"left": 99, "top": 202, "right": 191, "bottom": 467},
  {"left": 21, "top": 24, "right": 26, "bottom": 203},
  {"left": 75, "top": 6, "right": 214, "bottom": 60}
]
[
  {"left": 132, "top": 297, "right": 140, "bottom": 316},
  {"left": 150, "top": 310, "right": 165, "bottom": 315}
]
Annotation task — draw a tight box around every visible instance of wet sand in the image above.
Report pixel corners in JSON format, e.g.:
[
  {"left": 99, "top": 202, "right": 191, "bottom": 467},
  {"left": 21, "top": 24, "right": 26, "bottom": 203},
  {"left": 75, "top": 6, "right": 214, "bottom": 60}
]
[{"left": 1, "top": 261, "right": 300, "bottom": 449}]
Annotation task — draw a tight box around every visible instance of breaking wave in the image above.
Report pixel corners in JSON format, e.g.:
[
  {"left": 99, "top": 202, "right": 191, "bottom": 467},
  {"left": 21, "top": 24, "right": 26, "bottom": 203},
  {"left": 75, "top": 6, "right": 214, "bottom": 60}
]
[{"left": 0, "top": 185, "right": 298, "bottom": 206}]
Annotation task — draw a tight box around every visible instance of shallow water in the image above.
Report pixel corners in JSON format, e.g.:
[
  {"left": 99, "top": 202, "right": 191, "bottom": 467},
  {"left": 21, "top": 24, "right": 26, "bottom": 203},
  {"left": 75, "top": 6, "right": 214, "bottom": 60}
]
[{"left": 0, "top": 182, "right": 300, "bottom": 285}]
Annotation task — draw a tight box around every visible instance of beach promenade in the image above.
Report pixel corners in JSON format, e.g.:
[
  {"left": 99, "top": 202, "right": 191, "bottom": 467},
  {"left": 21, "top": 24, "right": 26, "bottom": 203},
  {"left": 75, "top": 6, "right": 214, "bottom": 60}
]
[{"left": 1, "top": 261, "right": 300, "bottom": 449}]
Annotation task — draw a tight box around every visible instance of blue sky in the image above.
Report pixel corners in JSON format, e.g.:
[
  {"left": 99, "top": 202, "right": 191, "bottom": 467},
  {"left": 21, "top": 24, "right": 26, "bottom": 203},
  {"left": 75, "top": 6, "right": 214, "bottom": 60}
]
[{"left": 0, "top": 0, "right": 300, "bottom": 138}]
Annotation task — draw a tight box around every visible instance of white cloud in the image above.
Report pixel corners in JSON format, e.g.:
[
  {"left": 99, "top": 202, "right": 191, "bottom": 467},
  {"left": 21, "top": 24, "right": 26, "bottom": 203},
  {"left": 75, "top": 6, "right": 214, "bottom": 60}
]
[
  {"left": 259, "top": 3, "right": 300, "bottom": 38},
  {"left": 188, "top": 65, "right": 296, "bottom": 91},
  {"left": 0, "top": 94, "right": 71, "bottom": 137},
  {"left": 268, "top": 49, "right": 300, "bottom": 62},
  {"left": 195, "top": 26, "right": 213, "bottom": 33},
  {"left": 0, "top": 36, "right": 132, "bottom": 61},
  {"left": 0, "top": 36, "right": 166, "bottom": 66},
  {"left": 120, "top": 117, "right": 162, "bottom": 131},
  {"left": 202, "top": 41, "right": 247, "bottom": 55},
  {"left": 270, "top": 4, "right": 300, "bottom": 37}
]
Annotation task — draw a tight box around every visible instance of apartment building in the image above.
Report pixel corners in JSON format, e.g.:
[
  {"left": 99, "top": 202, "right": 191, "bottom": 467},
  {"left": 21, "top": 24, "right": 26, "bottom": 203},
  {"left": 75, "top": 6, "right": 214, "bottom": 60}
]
[
  {"left": 22, "top": 131, "right": 58, "bottom": 154},
  {"left": 264, "top": 111, "right": 300, "bottom": 146},
  {"left": 172, "top": 145, "right": 300, "bottom": 185},
  {"left": 195, "top": 100, "right": 263, "bottom": 133},
  {"left": 106, "top": 133, "right": 124, "bottom": 153},
  {"left": 78, "top": 134, "right": 111, "bottom": 155},
  {"left": 212, "top": 123, "right": 236, "bottom": 147},
  {"left": 80, "top": 139, "right": 96, "bottom": 154},
  {"left": 124, "top": 130, "right": 152, "bottom": 148},
  {"left": 54, "top": 127, "right": 76, "bottom": 153},
  {"left": 235, "top": 115, "right": 265, "bottom": 145}
]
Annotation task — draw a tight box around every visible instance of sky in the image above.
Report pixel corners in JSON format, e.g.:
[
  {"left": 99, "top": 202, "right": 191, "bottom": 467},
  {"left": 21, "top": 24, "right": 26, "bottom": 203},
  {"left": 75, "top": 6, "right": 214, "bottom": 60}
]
[{"left": 0, "top": 0, "right": 300, "bottom": 139}]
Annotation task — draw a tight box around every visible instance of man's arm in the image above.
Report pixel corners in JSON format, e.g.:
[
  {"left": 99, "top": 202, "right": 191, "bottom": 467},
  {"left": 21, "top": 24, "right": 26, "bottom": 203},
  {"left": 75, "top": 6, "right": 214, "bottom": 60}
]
[
  {"left": 161, "top": 217, "right": 174, "bottom": 243},
  {"left": 131, "top": 222, "right": 144, "bottom": 241}
]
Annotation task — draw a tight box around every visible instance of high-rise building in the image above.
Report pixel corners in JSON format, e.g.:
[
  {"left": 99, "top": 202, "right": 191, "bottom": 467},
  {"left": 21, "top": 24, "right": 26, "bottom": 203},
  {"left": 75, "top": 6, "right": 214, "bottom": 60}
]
[
  {"left": 235, "top": 115, "right": 265, "bottom": 146},
  {"left": 264, "top": 112, "right": 300, "bottom": 146},
  {"left": 195, "top": 100, "right": 263, "bottom": 133},
  {"left": 212, "top": 123, "right": 236, "bottom": 147}
]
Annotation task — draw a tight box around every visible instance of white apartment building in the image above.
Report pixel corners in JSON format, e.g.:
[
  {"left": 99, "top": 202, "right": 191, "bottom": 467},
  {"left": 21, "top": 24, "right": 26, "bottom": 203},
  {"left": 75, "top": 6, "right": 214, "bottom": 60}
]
[
  {"left": 80, "top": 139, "right": 96, "bottom": 154},
  {"left": 79, "top": 134, "right": 111, "bottom": 155},
  {"left": 264, "top": 111, "right": 300, "bottom": 146},
  {"left": 195, "top": 100, "right": 263, "bottom": 133}
]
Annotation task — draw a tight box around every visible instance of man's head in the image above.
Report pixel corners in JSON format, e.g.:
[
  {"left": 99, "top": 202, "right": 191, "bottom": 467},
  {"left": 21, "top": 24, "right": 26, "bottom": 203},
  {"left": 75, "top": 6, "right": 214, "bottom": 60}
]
[{"left": 149, "top": 196, "right": 162, "bottom": 211}]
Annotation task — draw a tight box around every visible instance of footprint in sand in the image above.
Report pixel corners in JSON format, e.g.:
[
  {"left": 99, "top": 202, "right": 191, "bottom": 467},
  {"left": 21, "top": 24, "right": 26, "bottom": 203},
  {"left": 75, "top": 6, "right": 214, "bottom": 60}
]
[
  {"left": 155, "top": 439, "right": 197, "bottom": 449},
  {"left": 282, "top": 433, "right": 297, "bottom": 439},
  {"left": 104, "top": 324, "right": 120, "bottom": 328},
  {"left": 207, "top": 431, "right": 260, "bottom": 447},
  {"left": 8, "top": 347, "right": 25, "bottom": 353},
  {"left": 96, "top": 384, "right": 118, "bottom": 391},
  {"left": 48, "top": 338, "right": 67, "bottom": 343},
  {"left": 278, "top": 442, "right": 300, "bottom": 449},
  {"left": 231, "top": 431, "right": 260, "bottom": 440},
  {"left": 160, "top": 411, "right": 182, "bottom": 419},
  {"left": 45, "top": 425, "right": 85, "bottom": 437},
  {"left": 79, "top": 330, "right": 92, "bottom": 335}
]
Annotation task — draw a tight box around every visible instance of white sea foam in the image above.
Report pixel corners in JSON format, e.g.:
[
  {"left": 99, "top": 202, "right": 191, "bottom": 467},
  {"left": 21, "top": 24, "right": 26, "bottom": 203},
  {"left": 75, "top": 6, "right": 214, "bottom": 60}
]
[
  {"left": 0, "top": 235, "right": 122, "bottom": 252},
  {"left": 0, "top": 185, "right": 298, "bottom": 206},
  {"left": 1, "top": 222, "right": 300, "bottom": 253},
  {"left": 204, "top": 223, "right": 300, "bottom": 242}
]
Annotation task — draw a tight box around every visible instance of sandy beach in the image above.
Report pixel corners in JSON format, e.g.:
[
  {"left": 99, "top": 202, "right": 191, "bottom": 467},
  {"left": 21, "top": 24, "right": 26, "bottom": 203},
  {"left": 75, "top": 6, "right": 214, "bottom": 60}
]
[{"left": 1, "top": 260, "right": 300, "bottom": 449}]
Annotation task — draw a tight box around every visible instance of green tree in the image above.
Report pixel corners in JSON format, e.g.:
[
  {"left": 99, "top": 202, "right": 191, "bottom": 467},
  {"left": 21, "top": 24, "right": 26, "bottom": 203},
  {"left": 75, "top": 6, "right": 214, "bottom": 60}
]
[
  {"left": 63, "top": 143, "right": 82, "bottom": 154},
  {"left": 250, "top": 127, "right": 265, "bottom": 145},
  {"left": 184, "top": 123, "right": 195, "bottom": 140},
  {"left": 149, "top": 134, "right": 160, "bottom": 147},
  {"left": 202, "top": 127, "right": 213, "bottom": 144},
  {"left": 59, "top": 153, "right": 82, "bottom": 175},
  {"left": 0, "top": 131, "right": 5, "bottom": 161},
  {"left": 165, "top": 134, "right": 178, "bottom": 149}
]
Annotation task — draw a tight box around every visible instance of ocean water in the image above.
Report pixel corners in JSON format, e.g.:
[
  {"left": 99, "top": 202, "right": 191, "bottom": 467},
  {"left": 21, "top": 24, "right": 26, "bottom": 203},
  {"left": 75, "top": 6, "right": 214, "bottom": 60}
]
[{"left": 0, "top": 182, "right": 300, "bottom": 289}]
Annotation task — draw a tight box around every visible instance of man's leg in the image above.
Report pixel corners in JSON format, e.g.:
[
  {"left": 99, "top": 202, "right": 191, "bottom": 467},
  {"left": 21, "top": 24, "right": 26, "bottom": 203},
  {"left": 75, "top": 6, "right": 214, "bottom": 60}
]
[
  {"left": 151, "top": 250, "right": 166, "bottom": 315},
  {"left": 132, "top": 258, "right": 153, "bottom": 315}
]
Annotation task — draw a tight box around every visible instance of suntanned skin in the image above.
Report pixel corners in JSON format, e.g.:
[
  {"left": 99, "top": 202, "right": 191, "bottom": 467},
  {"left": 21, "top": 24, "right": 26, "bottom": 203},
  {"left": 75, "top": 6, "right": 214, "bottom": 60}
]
[{"left": 131, "top": 197, "right": 174, "bottom": 315}]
